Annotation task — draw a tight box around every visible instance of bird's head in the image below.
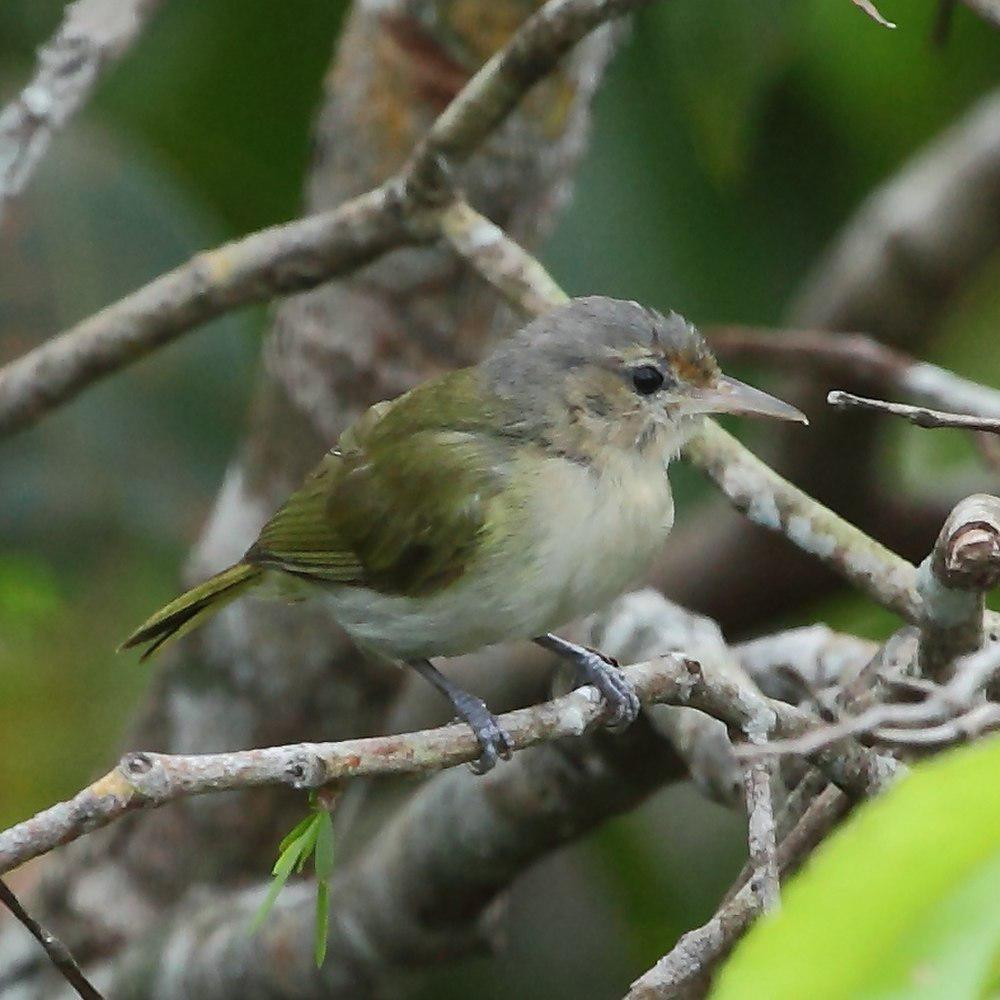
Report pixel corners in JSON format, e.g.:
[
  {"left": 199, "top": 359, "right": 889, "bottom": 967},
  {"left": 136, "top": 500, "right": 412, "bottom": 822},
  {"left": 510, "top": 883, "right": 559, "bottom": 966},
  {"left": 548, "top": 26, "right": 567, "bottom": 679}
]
[{"left": 481, "top": 296, "right": 806, "bottom": 463}]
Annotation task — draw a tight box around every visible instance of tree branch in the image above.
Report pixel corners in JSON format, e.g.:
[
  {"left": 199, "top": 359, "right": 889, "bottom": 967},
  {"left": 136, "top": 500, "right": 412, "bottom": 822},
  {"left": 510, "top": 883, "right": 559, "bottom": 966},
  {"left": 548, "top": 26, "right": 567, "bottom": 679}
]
[
  {"left": 917, "top": 493, "right": 1000, "bottom": 680},
  {"left": 851, "top": 0, "right": 897, "bottom": 28},
  {"left": 742, "top": 762, "right": 780, "bottom": 914},
  {"left": 405, "top": 0, "right": 651, "bottom": 199},
  {"left": 681, "top": 421, "right": 922, "bottom": 622},
  {"left": 109, "top": 715, "right": 683, "bottom": 1000},
  {"left": 0, "top": 187, "right": 427, "bottom": 437},
  {"left": 738, "top": 642, "right": 1000, "bottom": 758},
  {"left": 626, "top": 785, "right": 848, "bottom": 999},
  {"left": 829, "top": 390, "right": 1000, "bottom": 434},
  {"left": 708, "top": 328, "right": 1000, "bottom": 422},
  {"left": 0, "top": 647, "right": 899, "bottom": 878},
  {"left": 0, "top": 0, "right": 164, "bottom": 228},
  {"left": 0, "top": 0, "right": 650, "bottom": 439},
  {"left": 0, "top": 879, "right": 103, "bottom": 999}
]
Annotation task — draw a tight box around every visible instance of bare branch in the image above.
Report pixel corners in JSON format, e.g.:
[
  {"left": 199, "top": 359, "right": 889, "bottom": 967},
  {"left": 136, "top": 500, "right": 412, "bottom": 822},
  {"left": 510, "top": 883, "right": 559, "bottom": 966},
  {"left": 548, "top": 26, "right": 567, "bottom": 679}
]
[
  {"left": 109, "top": 717, "right": 681, "bottom": 999},
  {"left": 626, "top": 785, "right": 848, "bottom": 999},
  {"left": 873, "top": 702, "right": 1000, "bottom": 746},
  {"left": 682, "top": 421, "right": 921, "bottom": 621},
  {"left": 441, "top": 199, "right": 570, "bottom": 317},
  {"left": 0, "top": 0, "right": 164, "bottom": 227},
  {"left": 0, "top": 0, "right": 651, "bottom": 439},
  {"left": 851, "top": 0, "right": 897, "bottom": 28},
  {"left": 0, "top": 646, "right": 899, "bottom": 878},
  {"left": 0, "top": 879, "right": 103, "bottom": 999},
  {"left": 742, "top": 762, "right": 780, "bottom": 914},
  {"left": 917, "top": 494, "right": 1000, "bottom": 680},
  {"left": 405, "top": 0, "right": 650, "bottom": 199},
  {"left": 740, "top": 642, "right": 1000, "bottom": 758},
  {"left": 0, "top": 187, "right": 427, "bottom": 437},
  {"left": 708, "top": 327, "right": 1000, "bottom": 423},
  {"left": 829, "top": 390, "right": 1000, "bottom": 434}
]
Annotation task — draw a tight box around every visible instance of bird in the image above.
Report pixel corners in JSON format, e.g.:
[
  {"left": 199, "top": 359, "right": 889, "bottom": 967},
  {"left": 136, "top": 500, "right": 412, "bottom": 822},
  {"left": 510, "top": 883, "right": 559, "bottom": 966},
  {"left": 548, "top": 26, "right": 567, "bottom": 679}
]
[{"left": 122, "top": 296, "right": 806, "bottom": 772}]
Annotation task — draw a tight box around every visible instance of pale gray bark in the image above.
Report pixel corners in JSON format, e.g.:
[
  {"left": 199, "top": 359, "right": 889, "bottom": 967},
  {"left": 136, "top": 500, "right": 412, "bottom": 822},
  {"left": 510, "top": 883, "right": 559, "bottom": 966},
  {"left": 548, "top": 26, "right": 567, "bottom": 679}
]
[{"left": 0, "top": 0, "right": 164, "bottom": 228}]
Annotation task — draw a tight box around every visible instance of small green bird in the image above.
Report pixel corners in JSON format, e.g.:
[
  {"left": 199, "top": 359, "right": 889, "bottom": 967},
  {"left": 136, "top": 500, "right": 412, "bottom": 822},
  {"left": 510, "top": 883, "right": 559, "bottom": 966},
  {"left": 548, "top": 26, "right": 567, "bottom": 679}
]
[{"left": 122, "top": 297, "right": 805, "bottom": 772}]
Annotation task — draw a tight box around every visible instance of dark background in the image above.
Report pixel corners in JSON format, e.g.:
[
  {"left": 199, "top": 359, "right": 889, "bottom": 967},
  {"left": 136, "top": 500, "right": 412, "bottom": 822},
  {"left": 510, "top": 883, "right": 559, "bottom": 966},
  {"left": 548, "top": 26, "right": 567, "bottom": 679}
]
[{"left": 1, "top": 1, "right": 999, "bottom": 995}]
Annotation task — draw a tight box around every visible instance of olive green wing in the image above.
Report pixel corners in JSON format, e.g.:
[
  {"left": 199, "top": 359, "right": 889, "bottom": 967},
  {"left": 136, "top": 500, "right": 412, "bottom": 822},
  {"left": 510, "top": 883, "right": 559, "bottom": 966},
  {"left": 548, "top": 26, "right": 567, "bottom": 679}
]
[
  {"left": 249, "top": 370, "right": 513, "bottom": 596},
  {"left": 249, "top": 451, "right": 365, "bottom": 583},
  {"left": 249, "top": 424, "right": 509, "bottom": 597}
]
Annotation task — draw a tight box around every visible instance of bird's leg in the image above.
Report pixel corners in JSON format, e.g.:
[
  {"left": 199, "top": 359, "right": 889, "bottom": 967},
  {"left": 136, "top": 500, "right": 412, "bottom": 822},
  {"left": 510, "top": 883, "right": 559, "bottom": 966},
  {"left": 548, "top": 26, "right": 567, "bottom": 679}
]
[
  {"left": 534, "top": 633, "right": 641, "bottom": 731},
  {"left": 407, "top": 659, "right": 513, "bottom": 774}
]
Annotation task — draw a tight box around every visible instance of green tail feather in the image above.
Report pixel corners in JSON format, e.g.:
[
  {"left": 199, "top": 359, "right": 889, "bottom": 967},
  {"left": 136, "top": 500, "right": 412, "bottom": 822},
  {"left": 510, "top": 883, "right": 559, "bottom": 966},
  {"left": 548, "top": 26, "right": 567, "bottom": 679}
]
[{"left": 120, "top": 562, "right": 261, "bottom": 661}]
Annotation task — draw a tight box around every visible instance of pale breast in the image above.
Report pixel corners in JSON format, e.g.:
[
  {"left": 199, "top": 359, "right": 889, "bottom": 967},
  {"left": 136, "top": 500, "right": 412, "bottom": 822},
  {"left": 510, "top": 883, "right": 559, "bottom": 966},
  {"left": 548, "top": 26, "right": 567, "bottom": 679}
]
[
  {"left": 305, "top": 448, "right": 675, "bottom": 662},
  {"left": 521, "top": 450, "right": 675, "bottom": 626}
]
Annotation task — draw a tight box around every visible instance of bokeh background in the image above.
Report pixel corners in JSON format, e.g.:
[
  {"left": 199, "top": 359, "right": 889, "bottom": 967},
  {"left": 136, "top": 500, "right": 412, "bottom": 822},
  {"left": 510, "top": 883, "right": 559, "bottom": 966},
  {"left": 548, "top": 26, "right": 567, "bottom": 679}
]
[{"left": 1, "top": 1, "right": 999, "bottom": 996}]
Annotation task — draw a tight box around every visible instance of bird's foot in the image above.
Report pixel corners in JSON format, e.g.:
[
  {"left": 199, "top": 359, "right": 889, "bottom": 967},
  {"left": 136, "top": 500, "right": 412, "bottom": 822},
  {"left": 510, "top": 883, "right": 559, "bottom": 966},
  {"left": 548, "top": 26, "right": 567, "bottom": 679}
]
[
  {"left": 534, "top": 634, "right": 640, "bottom": 732},
  {"left": 451, "top": 690, "right": 513, "bottom": 775},
  {"left": 573, "top": 646, "right": 641, "bottom": 731},
  {"left": 408, "top": 658, "right": 513, "bottom": 775}
]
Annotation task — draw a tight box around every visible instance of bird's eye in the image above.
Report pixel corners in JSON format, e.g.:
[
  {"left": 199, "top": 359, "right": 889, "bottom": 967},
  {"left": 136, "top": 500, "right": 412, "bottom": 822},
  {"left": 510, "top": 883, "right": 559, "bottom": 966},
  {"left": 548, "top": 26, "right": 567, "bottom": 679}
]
[{"left": 631, "top": 365, "right": 665, "bottom": 395}]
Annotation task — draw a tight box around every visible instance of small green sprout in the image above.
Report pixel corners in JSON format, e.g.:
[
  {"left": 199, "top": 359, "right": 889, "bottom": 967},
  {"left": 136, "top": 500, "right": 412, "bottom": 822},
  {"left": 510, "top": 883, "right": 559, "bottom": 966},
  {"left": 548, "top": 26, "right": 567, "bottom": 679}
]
[{"left": 251, "top": 791, "right": 336, "bottom": 966}]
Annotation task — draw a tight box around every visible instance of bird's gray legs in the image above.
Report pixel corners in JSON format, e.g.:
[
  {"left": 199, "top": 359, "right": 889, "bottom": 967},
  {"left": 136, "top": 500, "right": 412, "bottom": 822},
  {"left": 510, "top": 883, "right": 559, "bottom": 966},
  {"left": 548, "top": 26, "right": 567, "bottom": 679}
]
[
  {"left": 534, "top": 633, "right": 641, "bottom": 729},
  {"left": 408, "top": 658, "right": 513, "bottom": 774}
]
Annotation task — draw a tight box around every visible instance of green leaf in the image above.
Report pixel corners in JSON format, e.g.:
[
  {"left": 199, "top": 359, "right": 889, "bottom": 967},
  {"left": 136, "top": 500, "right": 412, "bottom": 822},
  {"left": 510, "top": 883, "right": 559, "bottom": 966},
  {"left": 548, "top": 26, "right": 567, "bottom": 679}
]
[
  {"left": 278, "top": 813, "right": 317, "bottom": 857},
  {"left": 315, "top": 811, "right": 336, "bottom": 883},
  {"left": 294, "top": 818, "right": 321, "bottom": 875},
  {"left": 271, "top": 825, "right": 313, "bottom": 880},
  {"left": 313, "top": 810, "right": 335, "bottom": 965},
  {"left": 251, "top": 804, "right": 337, "bottom": 957},
  {"left": 250, "top": 817, "right": 319, "bottom": 933},
  {"left": 711, "top": 737, "right": 1000, "bottom": 1000},
  {"left": 315, "top": 881, "right": 330, "bottom": 967}
]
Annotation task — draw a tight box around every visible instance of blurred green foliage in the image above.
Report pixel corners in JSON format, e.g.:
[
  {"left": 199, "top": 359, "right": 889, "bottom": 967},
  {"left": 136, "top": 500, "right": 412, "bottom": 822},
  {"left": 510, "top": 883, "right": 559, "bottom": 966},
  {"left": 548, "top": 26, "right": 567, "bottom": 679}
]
[
  {"left": 1, "top": 1, "right": 999, "bottom": 996},
  {"left": 713, "top": 736, "right": 1000, "bottom": 999}
]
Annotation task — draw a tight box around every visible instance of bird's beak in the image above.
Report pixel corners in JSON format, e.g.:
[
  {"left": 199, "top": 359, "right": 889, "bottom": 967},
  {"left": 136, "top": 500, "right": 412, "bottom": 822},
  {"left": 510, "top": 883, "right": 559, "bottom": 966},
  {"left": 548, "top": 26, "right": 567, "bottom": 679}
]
[{"left": 682, "top": 375, "right": 808, "bottom": 424}]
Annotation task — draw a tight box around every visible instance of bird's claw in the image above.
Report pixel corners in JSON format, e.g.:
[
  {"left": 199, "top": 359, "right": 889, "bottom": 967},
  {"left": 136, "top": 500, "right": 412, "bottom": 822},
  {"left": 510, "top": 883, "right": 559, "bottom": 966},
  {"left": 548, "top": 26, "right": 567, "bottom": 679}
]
[
  {"left": 452, "top": 693, "right": 513, "bottom": 775},
  {"left": 577, "top": 648, "right": 641, "bottom": 732}
]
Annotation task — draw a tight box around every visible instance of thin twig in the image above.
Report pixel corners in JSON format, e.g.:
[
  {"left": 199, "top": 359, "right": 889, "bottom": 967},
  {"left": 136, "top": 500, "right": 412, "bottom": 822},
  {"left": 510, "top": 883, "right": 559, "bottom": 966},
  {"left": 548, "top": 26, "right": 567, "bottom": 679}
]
[
  {"left": 707, "top": 327, "right": 1000, "bottom": 424},
  {"left": 441, "top": 199, "right": 570, "bottom": 316},
  {"left": 738, "top": 643, "right": 1000, "bottom": 758},
  {"left": 682, "top": 420, "right": 921, "bottom": 622},
  {"left": 873, "top": 703, "right": 1000, "bottom": 746},
  {"left": 0, "top": 0, "right": 165, "bottom": 227},
  {"left": 828, "top": 389, "right": 1000, "bottom": 434},
  {"left": 0, "top": 652, "right": 898, "bottom": 877},
  {"left": 626, "top": 786, "right": 848, "bottom": 999},
  {"left": 851, "top": 0, "right": 897, "bottom": 27},
  {"left": 742, "top": 762, "right": 780, "bottom": 914},
  {"left": 0, "top": 879, "right": 103, "bottom": 999}
]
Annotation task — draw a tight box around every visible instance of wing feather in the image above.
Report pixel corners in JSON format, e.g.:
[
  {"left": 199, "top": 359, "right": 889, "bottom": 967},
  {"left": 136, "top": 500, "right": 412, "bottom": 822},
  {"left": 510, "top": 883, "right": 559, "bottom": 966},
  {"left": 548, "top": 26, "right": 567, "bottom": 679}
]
[{"left": 247, "top": 371, "right": 511, "bottom": 597}]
